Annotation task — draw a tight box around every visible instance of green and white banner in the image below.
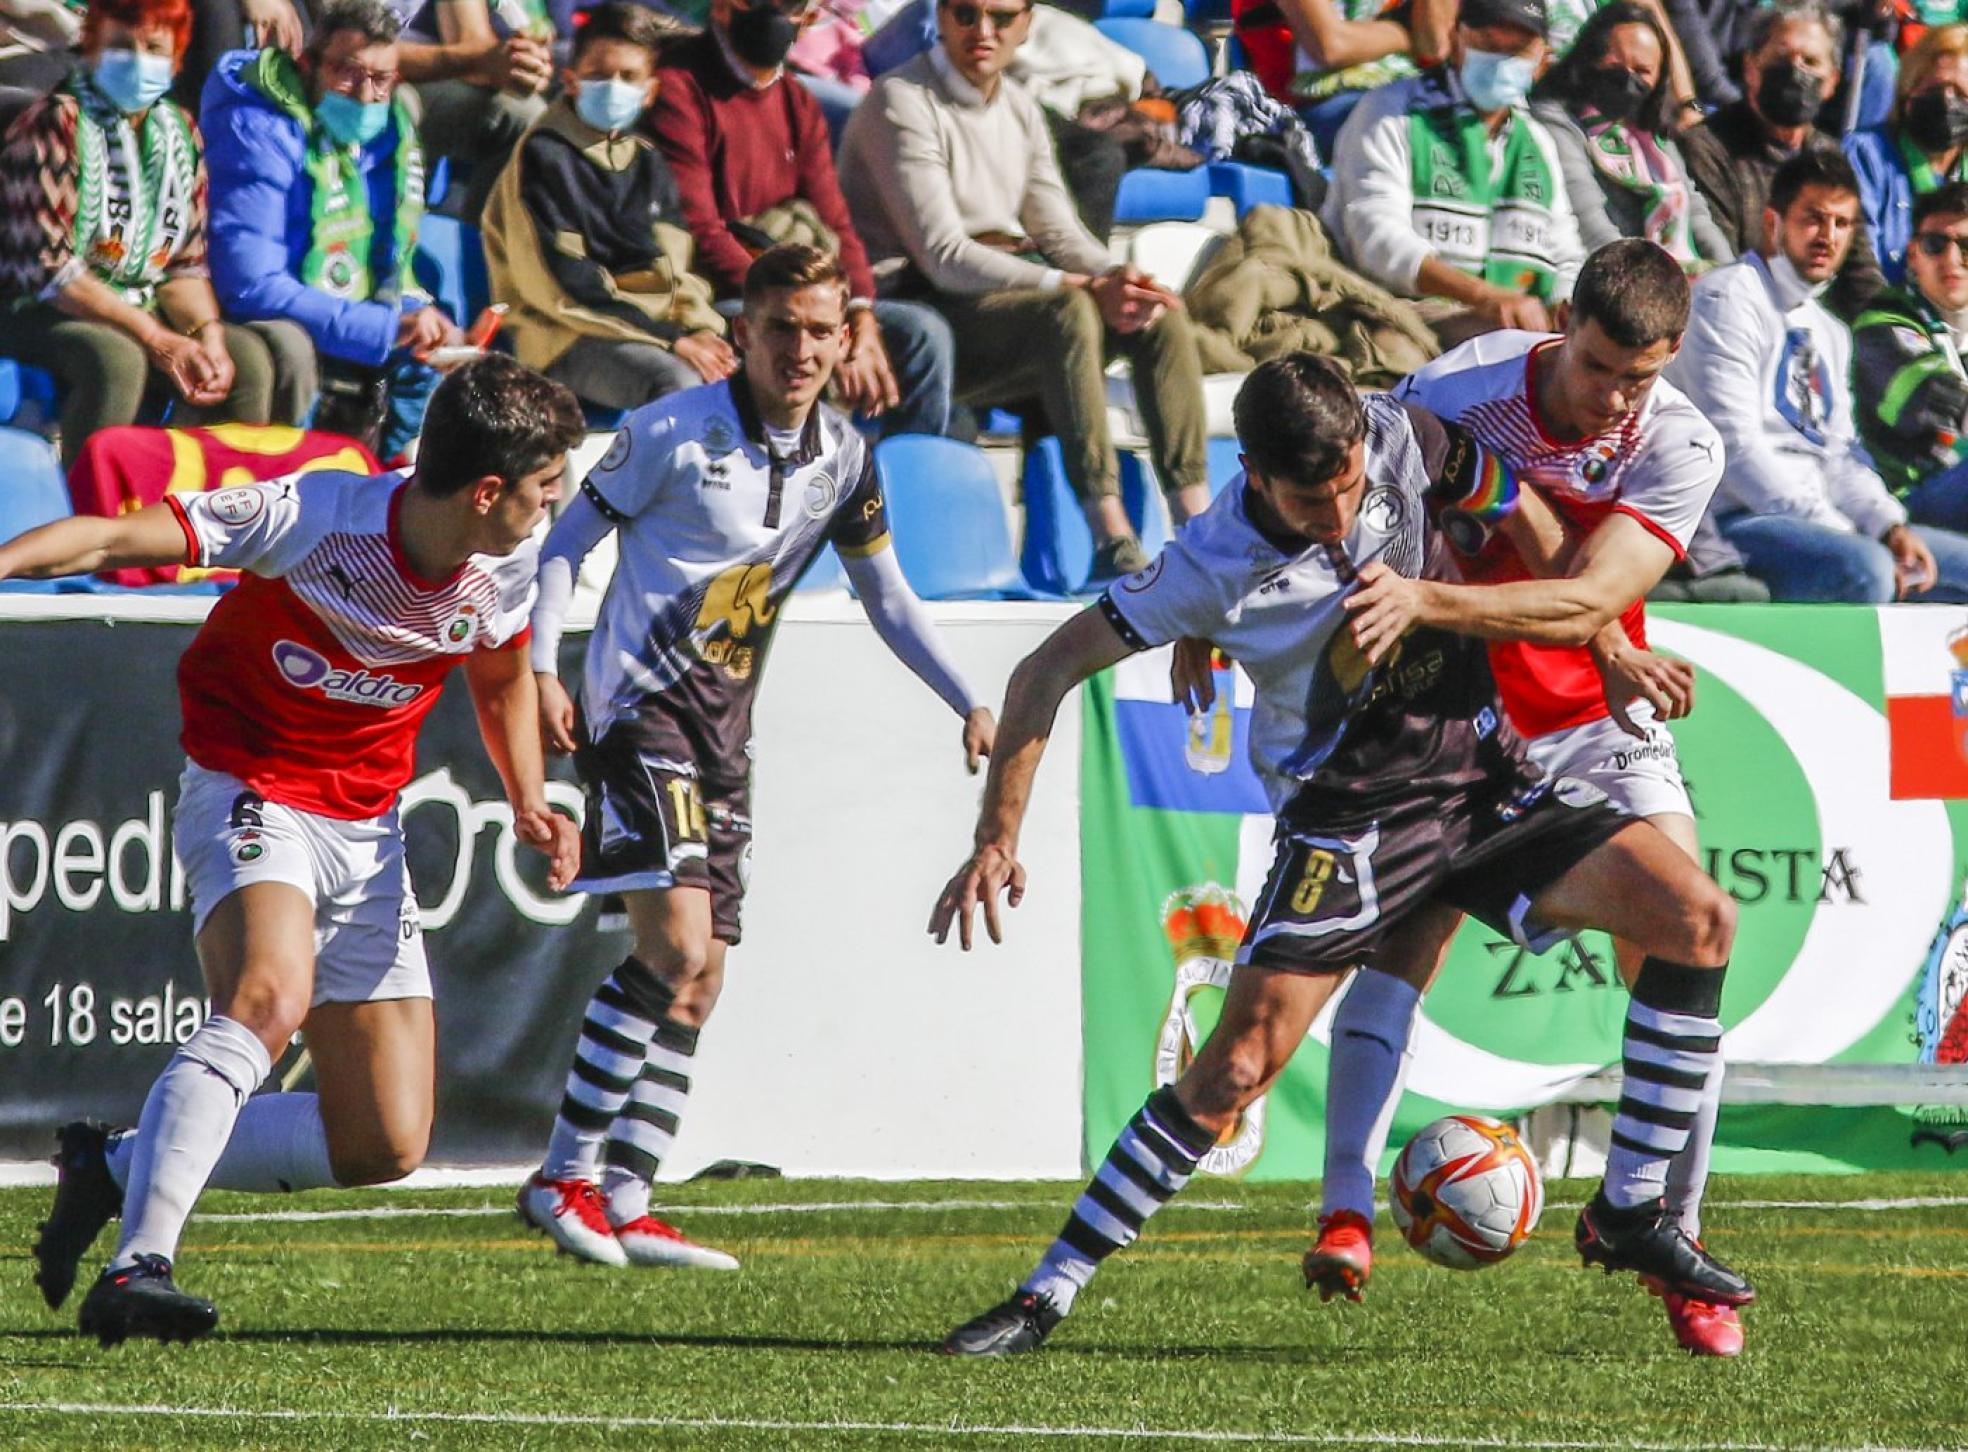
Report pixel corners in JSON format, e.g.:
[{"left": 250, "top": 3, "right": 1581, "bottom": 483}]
[{"left": 1079, "top": 605, "right": 1968, "bottom": 1178}]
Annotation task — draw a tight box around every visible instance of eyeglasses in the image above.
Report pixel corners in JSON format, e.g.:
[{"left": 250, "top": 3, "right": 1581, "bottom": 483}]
[
  {"left": 944, "top": 1, "right": 1029, "bottom": 29},
  {"left": 737, "top": 0, "right": 816, "bottom": 15},
  {"left": 320, "top": 56, "right": 398, "bottom": 97},
  {"left": 1914, "top": 232, "right": 1968, "bottom": 259}
]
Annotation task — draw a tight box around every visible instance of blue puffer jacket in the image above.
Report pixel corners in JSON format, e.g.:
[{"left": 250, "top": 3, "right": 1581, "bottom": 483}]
[{"left": 199, "top": 48, "right": 426, "bottom": 367}]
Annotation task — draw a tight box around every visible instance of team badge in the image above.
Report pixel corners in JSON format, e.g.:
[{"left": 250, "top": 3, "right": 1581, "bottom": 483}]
[
  {"left": 1121, "top": 555, "right": 1166, "bottom": 592},
  {"left": 803, "top": 470, "right": 838, "bottom": 518},
  {"left": 702, "top": 415, "right": 739, "bottom": 456},
  {"left": 596, "top": 427, "right": 632, "bottom": 475},
  {"left": 209, "top": 487, "right": 266, "bottom": 526},
  {"left": 443, "top": 604, "right": 478, "bottom": 644},
  {"left": 233, "top": 832, "right": 265, "bottom": 864},
  {"left": 1360, "top": 487, "right": 1405, "bottom": 534},
  {"left": 1575, "top": 441, "right": 1619, "bottom": 491}
]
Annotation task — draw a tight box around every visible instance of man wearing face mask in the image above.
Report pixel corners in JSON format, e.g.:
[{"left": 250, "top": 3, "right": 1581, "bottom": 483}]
[
  {"left": 483, "top": 1, "right": 734, "bottom": 411},
  {"left": 1846, "top": 24, "right": 1968, "bottom": 296},
  {"left": 649, "top": 0, "right": 955, "bottom": 439},
  {"left": 0, "top": 0, "right": 275, "bottom": 467},
  {"left": 200, "top": 0, "right": 459, "bottom": 460},
  {"left": 1320, "top": 0, "right": 1586, "bottom": 347},
  {"left": 1668, "top": 150, "right": 1968, "bottom": 602},
  {"left": 1678, "top": 1, "right": 1883, "bottom": 319}
]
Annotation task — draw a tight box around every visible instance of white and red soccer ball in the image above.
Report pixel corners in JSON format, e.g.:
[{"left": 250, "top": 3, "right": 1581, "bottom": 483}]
[{"left": 1389, "top": 1114, "right": 1543, "bottom": 1270}]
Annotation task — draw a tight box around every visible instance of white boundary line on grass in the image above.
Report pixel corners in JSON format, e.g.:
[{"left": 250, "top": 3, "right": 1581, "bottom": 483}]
[
  {"left": 183, "top": 1193, "right": 1968, "bottom": 1225},
  {"left": 0, "top": 1403, "right": 1948, "bottom": 1452}
]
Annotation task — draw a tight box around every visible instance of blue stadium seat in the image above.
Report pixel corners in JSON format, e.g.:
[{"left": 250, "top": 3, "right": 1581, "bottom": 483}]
[
  {"left": 796, "top": 542, "right": 847, "bottom": 592},
  {"left": 874, "top": 435, "right": 1043, "bottom": 599},
  {"left": 414, "top": 214, "right": 491, "bottom": 329},
  {"left": 0, "top": 359, "right": 59, "bottom": 428},
  {"left": 1097, "top": 20, "right": 1211, "bottom": 223},
  {"left": 1185, "top": 0, "right": 1233, "bottom": 24},
  {"left": 1020, "top": 436, "right": 1095, "bottom": 595},
  {"left": 1118, "top": 452, "right": 1173, "bottom": 556},
  {"left": 1207, "top": 436, "right": 1243, "bottom": 493},
  {"left": 1095, "top": 18, "right": 1209, "bottom": 88},
  {"left": 1207, "top": 160, "right": 1293, "bottom": 217},
  {"left": 0, "top": 425, "right": 72, "bottom": 591},
  {"left": 1101, "top": 0, "right": 1156, "bottom": 16}
]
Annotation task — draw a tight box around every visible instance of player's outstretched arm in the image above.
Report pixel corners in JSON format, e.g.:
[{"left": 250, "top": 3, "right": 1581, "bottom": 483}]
[
  {"left": 0, "top": 501, "right": 193, "bottom": 581},
  {"left": 840, "top": 543, "right": 997, "bottom": 773},
  {"left": 1345, "top": 512, "right": 1678, "bottom": 662},
  {"left": 928, "top": 606, "right": 1134, "bottom": 951},
  {"left": 465, "top": 643, "right": 580, "bottom": 892}
]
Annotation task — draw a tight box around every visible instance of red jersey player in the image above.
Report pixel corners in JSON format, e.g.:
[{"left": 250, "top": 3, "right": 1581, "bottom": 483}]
[{"left": 7, "top": 356, "right": 585, "bottom": 1345}]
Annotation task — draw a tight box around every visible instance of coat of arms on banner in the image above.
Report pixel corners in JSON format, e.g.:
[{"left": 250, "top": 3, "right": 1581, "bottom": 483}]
[
  {"left": 1914, "top": 875, "right": 1968, "bottom": 1151},
  {"left": 1153, "top": 885, "right": 1263, "bottom": 1175}
]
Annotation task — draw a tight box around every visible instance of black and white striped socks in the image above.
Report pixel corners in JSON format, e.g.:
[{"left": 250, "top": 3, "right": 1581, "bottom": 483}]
[
  {"left": 542, "top": 956, "right": 675, "bottom": 1183},
  {"left": 1604, "top": 957, "right": 1725, "bottom": 1210},
  {"left": 1021, "top": 1085, "right": 1218, "bottom": 1312},
  {"left": 600, "top": 1018, "right": 699, "bottom": 1224}
]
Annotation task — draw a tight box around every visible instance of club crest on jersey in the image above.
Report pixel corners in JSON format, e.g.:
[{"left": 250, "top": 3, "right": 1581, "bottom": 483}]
[
  {"left": 209, "top": 487, "right": 266, "bottom": 526},
  {"left": 1574, "top": 441, "right": 1619, "bottom": 491},
  {"left": 596, "top": 427, "right": 632, "bottom": 475},
  {"left": 444, "top": 605, "right": 478, "bottom": 644},
  {"left": 701, "top": 414, "right": 739, "bottom": 456},
  {"left": 232, "top": 830, "right": 264, "bottom": 864},
  {"left": 270, "top": 640, "right": 424, "bottom": 707},
  {"left": 1361, "top": 487, "right": 1405, "bottom": 534},
  {"left": 803, "top": 470, "right": 838, "bottom": 518}
]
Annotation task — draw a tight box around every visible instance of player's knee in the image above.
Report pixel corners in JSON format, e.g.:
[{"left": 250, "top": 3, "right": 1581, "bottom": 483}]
[
  {"left": 639, "top": 935, "right": 711, "bottom": 989},
  {"left": 330, "top": 1128, "right": 429, "bottom": 1187},
  {"left": 218, "top": 969, "right": 311, "bottom": 1046},
  {"left": 1684, "top": 884, "right": 1737, "bottom": 968},
  {"left": 1186, "top": 1034, "right": 1275, "bottom": 1121}
]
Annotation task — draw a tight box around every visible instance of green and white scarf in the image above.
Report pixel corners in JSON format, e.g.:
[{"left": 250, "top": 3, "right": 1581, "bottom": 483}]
[
  {"left": 70, "top": 74, "right": 201, "bottom": 309},
  {"left": 1409, "top": 73, "right": 1562, "bottom": 300},
  {"left": 1898, "top": 128, "right": 1968, "bottom": 199},
  {"left": 1581, "top": 109, "right": 1697, "bottom": 267},
  {"left": 243, "top": 48, "right": 423, "bottom": 303}
]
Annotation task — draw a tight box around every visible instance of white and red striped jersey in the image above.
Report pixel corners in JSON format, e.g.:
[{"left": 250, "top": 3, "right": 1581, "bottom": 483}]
[
  {"left": 1395, "top": 330, "right": 1723, "bottom": 738},
  {"left": 167, "top": 470, "right": 537, "bottom": 820}
]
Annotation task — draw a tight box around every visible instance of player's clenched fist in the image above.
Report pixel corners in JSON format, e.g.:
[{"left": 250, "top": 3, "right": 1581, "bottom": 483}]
[{"left": 929, "top": 843, "right": 1026, "bottom": 950}]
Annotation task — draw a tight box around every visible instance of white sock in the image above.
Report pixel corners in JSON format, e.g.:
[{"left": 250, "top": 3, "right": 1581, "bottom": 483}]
[
  {"left": 1321, "top": 970, "right": 1421, "bottom": 1220},
  {"left": 1666, "top": 1057, "right": 1725, "bottom": 1240},
  {"left": 601, "top": 1166, "right": 651, "bottom": 1226},
  {"left": 203, "top": 1093, "right": 338, "bottom": 1194},
  {"left": 111, "top": 1016, "right": 271, "bottom": 1269}
]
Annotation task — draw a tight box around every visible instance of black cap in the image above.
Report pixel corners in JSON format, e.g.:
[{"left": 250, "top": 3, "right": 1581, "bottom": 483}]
[{"left": 1459, "top": 0, "right": 1548, "bottom": 40}]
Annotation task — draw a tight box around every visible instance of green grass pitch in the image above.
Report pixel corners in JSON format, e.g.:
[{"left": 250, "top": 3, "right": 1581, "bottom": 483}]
[{"left": 3, "top": 1172, "right": 1967, "bottom": 1451}]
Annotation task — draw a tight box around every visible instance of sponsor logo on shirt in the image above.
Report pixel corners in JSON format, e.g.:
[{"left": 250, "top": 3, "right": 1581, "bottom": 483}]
[{"left": 270, "top": 640, "right": 424, "bottom": 707}]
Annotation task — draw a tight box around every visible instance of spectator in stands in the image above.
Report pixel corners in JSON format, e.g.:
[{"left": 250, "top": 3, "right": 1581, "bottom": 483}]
[
  {"left": 0, "top": 0, "right": 274, "bottom": 467},
  {"left": 838, "top": 0, "right": 1210, "bottom": 577},
  {"left": 1668, "top": 151, "right": 1968, "bottom": 601},
  {"left": 1679, "top": 0, "right": 1883, "bottom": 317},
  {"left": 1531, "top": 2, "right": 1732, "bottom": 270},
  {"left": 649, "top": 0, "right": 953, "bottom": 438},
  {"left": 1852, "top": 182, "right": 1968, "bottom": 529},
  {"left": 396, "top": 0, "right": 553, "bottom": 221},
  {"left": 1320, "top": 0, "right": 1585, "bottom": 346},
  {"left": 483, "top": 1, "right": 733, "bottom": 411},
  {"left": 1846, "top": 24, "right": 1968, "bottom": 294},
  {"left": 1231, "top": 0, "right": 1455, "bottom": 155},
  {"left": 202, "top": 0, "right": 454, "bottom": 459}
]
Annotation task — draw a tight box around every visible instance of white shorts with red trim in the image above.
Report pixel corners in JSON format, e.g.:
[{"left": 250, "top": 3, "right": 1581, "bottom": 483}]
[
  {"left": 1525, "top": 700, "right": 1692, "bottom": 822},
  {"left": 174, "top": 762, "right": 431, "bottom": 1005}
]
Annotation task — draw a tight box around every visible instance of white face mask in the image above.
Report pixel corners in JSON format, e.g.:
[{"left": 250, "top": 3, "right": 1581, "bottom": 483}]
[{"left": 1459, "top": 47, "right": 1538, "bottom": 112}]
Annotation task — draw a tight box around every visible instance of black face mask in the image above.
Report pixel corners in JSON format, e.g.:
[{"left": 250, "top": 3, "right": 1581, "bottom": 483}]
[
  {"left": 1757, "top": 58, "right": 1821, "bottom": 127},
  {"left": 1589, "top": 66, "right": 1653, "bottom": 126},
  {"left": 727, "top": 4, "right": 800, "bottom": 68},
  {"left": 1904, "top": 86, "right": 1968, "bottom": 153}
]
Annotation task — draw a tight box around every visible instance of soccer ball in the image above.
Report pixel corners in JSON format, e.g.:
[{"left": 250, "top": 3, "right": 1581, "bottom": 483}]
[{"left": 1388, "top": 1114, "right": 1543, "bottom": 1270}]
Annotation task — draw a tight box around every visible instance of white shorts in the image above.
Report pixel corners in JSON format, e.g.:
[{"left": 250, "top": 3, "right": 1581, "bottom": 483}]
[
  {"left": 174, "top": 763, "right": 430, "bottom": 1006},
  {"left": 1526, "top": 701, "right": 1693, "bottom": 822}
]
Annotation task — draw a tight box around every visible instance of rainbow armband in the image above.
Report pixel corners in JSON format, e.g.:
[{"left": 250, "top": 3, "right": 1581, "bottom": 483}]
[{"left": 1435, "top": 436, "right": 1519, "bottom": 557}]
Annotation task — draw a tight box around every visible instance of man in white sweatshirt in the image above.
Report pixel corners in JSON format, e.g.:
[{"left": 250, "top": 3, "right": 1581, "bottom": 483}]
[{"left": 1667, "top": 149, "right": 1968, "bottom": 602}]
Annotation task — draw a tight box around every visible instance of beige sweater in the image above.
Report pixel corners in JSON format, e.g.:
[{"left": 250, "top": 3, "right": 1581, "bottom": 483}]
[{"left": 837, "top": 48, "right": 1110, "bottom": 297}]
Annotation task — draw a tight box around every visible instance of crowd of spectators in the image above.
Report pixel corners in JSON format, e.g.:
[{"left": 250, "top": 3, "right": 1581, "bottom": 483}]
[{"left": 7, "top": 0, "right": 1968, "bottom": 600}]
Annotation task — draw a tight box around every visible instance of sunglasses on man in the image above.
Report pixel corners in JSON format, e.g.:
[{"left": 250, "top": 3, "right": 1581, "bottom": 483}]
[
  {"left": 943, "top": 1, "right": 1030, "bottom": 28},
  {"left": 1914, "top": 231, "right": 1968, "bottom": 260}
]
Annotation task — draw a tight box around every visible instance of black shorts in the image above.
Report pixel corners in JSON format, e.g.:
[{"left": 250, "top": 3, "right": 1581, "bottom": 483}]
[
  {"left": 1236, "top": 777, "right": 1630, "bottom": 975},
  {"left": 572, "top": 699, "right": 752, "bottom": 944}
]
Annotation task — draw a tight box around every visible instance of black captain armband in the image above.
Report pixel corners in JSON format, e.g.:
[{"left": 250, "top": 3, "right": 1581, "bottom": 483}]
[
  {"left": 581, "top": 476, "right": 630, "bottom": 525},
  {"left": 1429, "top": 426, "right": 1519, "bottom": 557}
]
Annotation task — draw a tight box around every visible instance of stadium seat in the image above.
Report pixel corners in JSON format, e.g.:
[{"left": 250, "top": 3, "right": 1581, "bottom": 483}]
[
  {"left": 414, "top": 214, "right": 491, "bottom": 331},
  {"left": 0, "top": 426, "right": 73, "bottom": 591},
  {"left": 1094, "top": 17, "right": 1209, "bottom": 89},
  {"left": 874, "top": 435, "right": 1044, "bottom": 599},
  {"left": 1100, "top": 0, "right": 1156, "bottom": 16},
  {"left": 1020, "top": 436, "right": 1094, "bottom": 595},
  {"left": 1127, "top": 221, "right": 1220, "bottom": 293},
  {"left": 1118, "top": 452, "right": 1174, "bottom": 555},
  {"left": 0, "top": 359, "right": 58, "bottom": 429},
  {"left": 1207, "top": 159, "right": 1294, "bottom": 217},
  {"left": 1096, "top": 19, "right": 1211, "bottom": 224}
]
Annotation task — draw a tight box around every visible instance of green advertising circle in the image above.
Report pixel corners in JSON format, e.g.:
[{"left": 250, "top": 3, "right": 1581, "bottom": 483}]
[{"left": 1421, "top": 670, "right": 1822, "bottom": 1066}]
